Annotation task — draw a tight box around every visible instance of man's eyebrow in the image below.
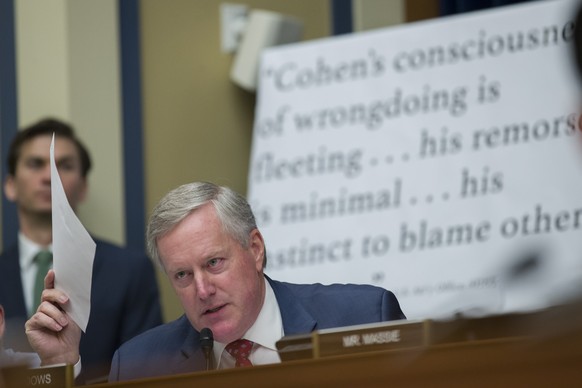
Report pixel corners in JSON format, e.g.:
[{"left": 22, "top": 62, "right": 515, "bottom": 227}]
[
  {"left": 23, "top": 155, "right": 46, "bottom": 162},
  {"left": 55, "top": 155, "right": 76, "bottom": 161}
]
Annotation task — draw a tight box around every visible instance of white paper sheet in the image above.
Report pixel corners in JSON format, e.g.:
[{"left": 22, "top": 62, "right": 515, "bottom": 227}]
[{"left": 50, "top": 134, "right": 96, "bottom": 332}]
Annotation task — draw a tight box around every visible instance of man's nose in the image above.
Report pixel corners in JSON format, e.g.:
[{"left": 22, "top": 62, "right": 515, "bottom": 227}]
[
  {"left": 41, "top": 164, "right": 52, "bottom": 182},
  {"left": 194, "top": 273, "right": 216, "bottom": 300}
]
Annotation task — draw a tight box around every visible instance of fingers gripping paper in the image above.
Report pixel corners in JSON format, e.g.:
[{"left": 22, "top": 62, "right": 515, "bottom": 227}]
[{"left": 50, "top": 134, "right": 96, "bottom": 332}]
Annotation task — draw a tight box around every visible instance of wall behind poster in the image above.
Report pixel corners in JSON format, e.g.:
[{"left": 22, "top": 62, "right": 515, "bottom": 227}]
[{"left": 248, "top": 0, "right": 582, "bottom": 319}]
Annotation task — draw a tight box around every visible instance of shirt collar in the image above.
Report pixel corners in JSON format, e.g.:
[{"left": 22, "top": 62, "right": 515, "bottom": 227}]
[
  {"left": 18, "top": 232, "right": 51, "bottom": 270},
  {"left": 213, "top": 277, "right": 283, "bottom": 362},
  {"left": 243, "top": 276, "right": 284, "bottom": 350}
]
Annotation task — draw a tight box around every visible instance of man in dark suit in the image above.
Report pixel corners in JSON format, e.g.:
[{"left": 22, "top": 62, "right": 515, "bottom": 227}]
[
  {"left": 0, "top": 118, "right": 163, "bottom": 383},
  {"left": 26, "top": 181, "right": 405, "bottom": 382}
]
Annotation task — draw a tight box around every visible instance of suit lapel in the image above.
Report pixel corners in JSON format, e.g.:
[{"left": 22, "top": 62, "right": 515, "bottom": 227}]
[
  {"left": 0, "top": 244, "right": 33, "bottom": 351},
  {"left": 172, "top": 316, "right": 207, "bottom": 374},
  {"left": 0, "top": 244, "right": 27, "bottom": 318},
  {"left": 267, "top": 276, "right": 317, "bottom": 335}
]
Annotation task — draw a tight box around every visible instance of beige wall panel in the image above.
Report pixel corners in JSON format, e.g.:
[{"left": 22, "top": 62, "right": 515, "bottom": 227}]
[
  {"left": 140, "top": 0, "right": 331, "bottom": 321},
  {"left": 16, "top": 0, "right": 71, "bottom": 124},
  {"left": 10, "top": 0, "right": 125, "bottom": 248},
  {"left": 67, "top": 0, "right": 125, "bottom": 246},
  {"left": 353, "top": 0, "right": 405, "bottom": 32}
]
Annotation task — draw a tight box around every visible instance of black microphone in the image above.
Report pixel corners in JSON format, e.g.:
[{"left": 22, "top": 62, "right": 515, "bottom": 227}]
[{"left": 200, "top": 327, "right": 214, "bottom": 370}]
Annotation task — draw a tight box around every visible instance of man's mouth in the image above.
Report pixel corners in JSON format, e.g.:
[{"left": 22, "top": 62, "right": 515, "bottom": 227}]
[{"left": 204, "top": 305, "right": 225, "bottom": 315}]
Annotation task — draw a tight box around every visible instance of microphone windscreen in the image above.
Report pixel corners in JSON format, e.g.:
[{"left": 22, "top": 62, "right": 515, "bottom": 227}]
[{"left": 200, "top": 328, "right": 214, "bottom": 349}]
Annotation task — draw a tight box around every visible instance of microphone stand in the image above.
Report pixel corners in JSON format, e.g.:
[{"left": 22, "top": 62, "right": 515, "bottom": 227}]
[{"left": 200, "top": 328, "right": 214, "bottom": 370}]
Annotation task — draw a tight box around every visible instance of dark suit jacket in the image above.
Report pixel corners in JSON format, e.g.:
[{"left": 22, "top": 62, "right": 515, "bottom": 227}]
[
  {"left": 109, "top": 276, "right": 405, "bottom": 382},
  {"left": 0, "top": 238, "right": 163, "bottom": 383}
]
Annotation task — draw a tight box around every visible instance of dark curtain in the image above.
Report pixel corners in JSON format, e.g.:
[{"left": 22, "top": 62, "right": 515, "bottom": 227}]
[{"left": 440, "top": 0, "right": 535, "bottom": 16}]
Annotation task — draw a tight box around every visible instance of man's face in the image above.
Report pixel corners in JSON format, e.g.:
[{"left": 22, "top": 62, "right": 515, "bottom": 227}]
[
  {"left": 4, "top": 135, "right": 87, "bottom": 216},
  {"left": 157, "top": 203, "right": 266, "bottom": 343}
]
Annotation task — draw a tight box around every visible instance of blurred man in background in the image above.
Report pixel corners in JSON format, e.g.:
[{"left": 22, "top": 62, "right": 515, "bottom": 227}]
[{"left": 0, "top": 118, "right": 162, "bottom": 383}]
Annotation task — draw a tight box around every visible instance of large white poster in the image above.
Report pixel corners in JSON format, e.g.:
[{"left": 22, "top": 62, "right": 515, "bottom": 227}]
[{"left": 248, "top": 0, "right": 582, "bottom": 319}]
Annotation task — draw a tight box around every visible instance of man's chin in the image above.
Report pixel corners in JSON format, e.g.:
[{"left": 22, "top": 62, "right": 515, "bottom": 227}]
[
  {"left": 204, "top": 323, "right": 242, "bottom": 344},
  {"left": 21, "top": 204, "right": 51, "bottom": 215},
  {"left": 32, "top": 208, "right": 53, "bottom": 217}
]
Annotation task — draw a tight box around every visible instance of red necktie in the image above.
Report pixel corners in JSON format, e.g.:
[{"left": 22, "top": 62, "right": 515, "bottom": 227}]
[{"left": 225, "top": 339, "right": 254, "bottom": 367}]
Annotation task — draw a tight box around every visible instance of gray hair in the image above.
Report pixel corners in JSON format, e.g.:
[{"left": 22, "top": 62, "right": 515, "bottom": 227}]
[{"left": 146, "top": 181, "right": 265, "bottom": 268}]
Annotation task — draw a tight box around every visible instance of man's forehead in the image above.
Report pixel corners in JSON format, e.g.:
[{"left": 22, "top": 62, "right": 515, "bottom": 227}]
[{"left": 20, "top": 136, "right": 79, "bottom": 158}]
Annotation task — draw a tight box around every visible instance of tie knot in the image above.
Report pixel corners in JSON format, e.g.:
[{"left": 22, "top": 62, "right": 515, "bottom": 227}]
[
  {"left": 225, "top": 339, "right": 254, "bottom": 367},
  {"left": 34, "top": 250, "right": 53, "bottom": 265}
]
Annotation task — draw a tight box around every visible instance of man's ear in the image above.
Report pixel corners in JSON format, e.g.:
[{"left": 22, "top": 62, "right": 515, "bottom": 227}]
[
  {"left": 249, "top": 229, "right": 266, "bottom": 272},
  {"left": 4, "top": 175, "right": 17, "bottom": 202}
]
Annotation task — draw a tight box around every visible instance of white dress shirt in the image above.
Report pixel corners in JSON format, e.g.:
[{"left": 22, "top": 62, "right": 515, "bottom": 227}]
[
  {"left": 13, "top": 234, "right": 78, "bottom": 378},
  {"left": 18, "top": 233, "right": 52, "bottom": 316},
  {"left": 215, "top": 277, "right": 283, "bottom": 369}
]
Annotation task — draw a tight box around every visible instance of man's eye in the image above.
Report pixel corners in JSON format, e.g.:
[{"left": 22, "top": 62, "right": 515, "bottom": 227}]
[
  {"left": 207, "top": 258, "right": 221, "bottom": 267},
  {"left": 57, "top": 161, "right": 77, "bottom": 172},
  {"left": 175, "top": 271, "right": 187, "bottom": 279},
  {"left": 58, "top": 163, "right": 75, "bottom": 171},
  {"left": 26, "top": 159, "right": 44, "bottom": 169}
]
